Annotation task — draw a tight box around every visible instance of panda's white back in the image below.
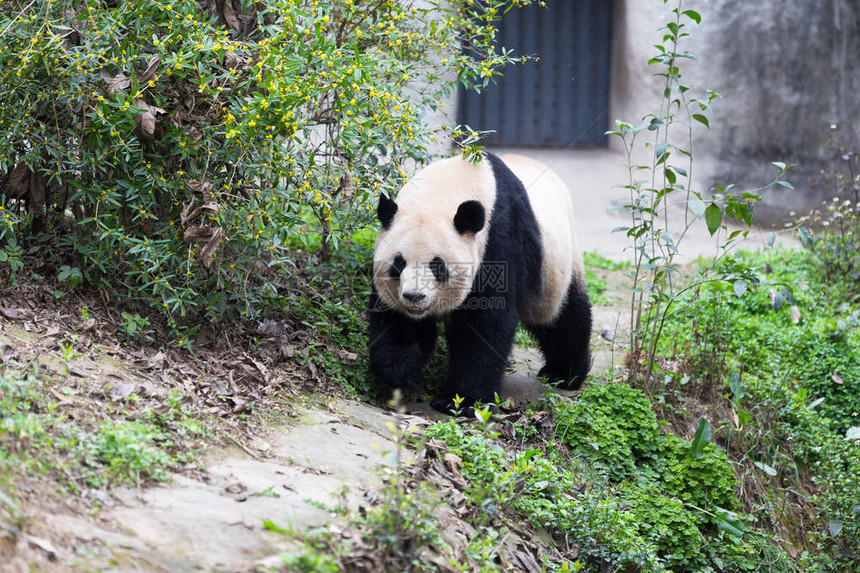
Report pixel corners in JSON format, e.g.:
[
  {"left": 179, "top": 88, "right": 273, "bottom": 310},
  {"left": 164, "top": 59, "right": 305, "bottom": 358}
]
[{"left": 499, "top": 154, "right": 584, "bottom": 325}]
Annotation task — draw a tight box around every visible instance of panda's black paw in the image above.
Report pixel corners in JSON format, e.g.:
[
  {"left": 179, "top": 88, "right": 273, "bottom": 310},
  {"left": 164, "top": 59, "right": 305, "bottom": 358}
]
[
  {"left": 369, "top": 350, "right": 423, "bottom": 389},
  {"left": 429, "top": 394, "right": 475, "bottom": 417},
  {"left": 554, "top": 375, "right": 585, "bottom": 391},
  {"left": 539, "top": 365, "right": 587, "bottom": 391},
  {"left": 537, "top": 365, "right": 565, "bottom": 384}
]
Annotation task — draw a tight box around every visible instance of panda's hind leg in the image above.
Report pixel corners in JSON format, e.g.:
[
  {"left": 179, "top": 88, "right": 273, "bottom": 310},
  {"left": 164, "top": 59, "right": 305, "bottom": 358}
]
[{"left": 528, "top": 278, "right": 592, "bottom": 390}]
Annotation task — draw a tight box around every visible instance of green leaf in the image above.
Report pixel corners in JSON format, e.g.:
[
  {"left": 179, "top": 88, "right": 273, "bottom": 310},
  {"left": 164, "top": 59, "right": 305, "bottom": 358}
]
[
  {"left": 765, "top": 232, "right": 776, "bottom": 247},
  {"left": 771, "top": 288, "right": 784, "bottom": 311},
  {"left": 704, "top": 204, "right": 722, "bottom": 235},
  {"left": 690, "top": 418, "right": 712, "bottom": 459},
  {"left": 647, "top": 117, "right": 664, "bottom": 131},
  {"left": 683, "top": 9, "right": 702, "bottom": 24},
  {"left": 753, "top": 461, "right": 777, "bottom": 476},
  {"left": 776, "top": 180, "right": 794, "bottom": 189},
  {"left": 688, "top": 196, "right": 706, "bottom": 217},
  {"left": 729, "top": 371, "right": 743, "bottom": 402},
  {"left": 262, "top": 519, "right": 290, "bottom": 534},
  {"left": 828, "top": 519, "right": 844, "bottom": 537},
  {"left": 780, "top": 286, "right": 796, "bottom": 305},
  {"left": 654, "top": 142, "right": 668, "bottom": 158},
  {"left": 692, "top": 113, "right": 709, "bottom": 128},
  {"left": 665, "top": 168, "right": 676, "bottom": 184},
  {"left": 714, "top": 508, "right": 746, "bottom": 538}
]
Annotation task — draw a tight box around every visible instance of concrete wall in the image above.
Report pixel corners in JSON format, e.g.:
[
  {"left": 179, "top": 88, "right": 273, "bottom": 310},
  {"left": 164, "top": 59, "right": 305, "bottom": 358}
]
[{"left": 608, "top": 0, "right": 860, "bottom": 224}]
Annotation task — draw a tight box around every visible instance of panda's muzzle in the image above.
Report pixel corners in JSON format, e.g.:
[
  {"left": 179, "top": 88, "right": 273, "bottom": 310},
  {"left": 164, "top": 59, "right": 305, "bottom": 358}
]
[{"left": 402, "top": 291, "right": 428, "bottom": 315}]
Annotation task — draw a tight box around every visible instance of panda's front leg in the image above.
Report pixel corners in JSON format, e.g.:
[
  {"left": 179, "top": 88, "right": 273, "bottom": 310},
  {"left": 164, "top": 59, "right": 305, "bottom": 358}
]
[
  {"left": 430, "top": 303, "right": 519, "bottom": 415},
  {"left": 368, "top": 287, "right": 437, "bottom": 390}
]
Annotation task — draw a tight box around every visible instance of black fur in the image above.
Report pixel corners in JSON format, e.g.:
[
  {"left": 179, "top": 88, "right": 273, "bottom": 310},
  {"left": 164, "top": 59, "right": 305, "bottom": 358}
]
[
  {"left": 368, "top": 286, "right": 437, "bottom": 389},
  {"left": 430, "top": 256, "right": 448, "bottom": 283},
  {"left": 388, "top": 254, "right": 406, "bottom": 278},
  {"left": 453, "top": 200, "right": 486, "bottom": 235},
  {"left": 368, "top": 152, "right": 591, "bottom": 415},
  {"left": 377, "top": 194, "right": 398, "bottom": 229},
  {"left": 528, "top": 278, "right": 593, "bottom": 390}
]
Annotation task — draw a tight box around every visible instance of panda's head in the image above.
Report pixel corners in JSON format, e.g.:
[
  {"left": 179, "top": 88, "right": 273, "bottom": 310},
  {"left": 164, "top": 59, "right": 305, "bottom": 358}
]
[{"left": 372, "top": 157, "right": 496, "bottom": 319}]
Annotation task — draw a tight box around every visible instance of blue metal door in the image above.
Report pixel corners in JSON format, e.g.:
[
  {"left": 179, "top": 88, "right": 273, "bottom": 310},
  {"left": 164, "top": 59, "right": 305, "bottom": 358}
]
[{"left": 458, "top": 0, "right": 613, "bottom": 147}]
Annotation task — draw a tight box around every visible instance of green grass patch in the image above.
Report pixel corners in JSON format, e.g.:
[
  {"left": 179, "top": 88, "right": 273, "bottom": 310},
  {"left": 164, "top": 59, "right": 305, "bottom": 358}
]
[{"left": 0, "top": 364, "right": 207, "bottom": 495}]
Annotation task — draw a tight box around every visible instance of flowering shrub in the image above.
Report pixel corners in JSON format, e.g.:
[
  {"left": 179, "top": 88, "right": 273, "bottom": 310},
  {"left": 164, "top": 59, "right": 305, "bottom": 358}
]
[
  {"left": 0, "top": 0, "right": 533, "bottom": 328},
  {"left": 795, "top": 197, "right": 860, "bottom": 302},
  {"left": 794, "top": 127, "right": 860, "bottom": 304}
]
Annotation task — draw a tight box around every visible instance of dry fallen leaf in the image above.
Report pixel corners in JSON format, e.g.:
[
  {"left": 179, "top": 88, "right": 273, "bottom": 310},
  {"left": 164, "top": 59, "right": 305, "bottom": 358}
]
[
  {"left": 222, "top": 2, "right": 241, "bottom": 31},
  {"left": 133, "top": 99, "right": 167, "bottom": 140},
  {"left": 187, "top": 180, "right": 214, "bottom": 202},
  {"left": 332, "top": 349, "right": 359, "bottom": 362},
  {"left": 100, "top": 70, "right": 132, "bottom": 94},
  {"left": 224, "top": 481, "right": 247, "bottom": 495},
  {"left": 181, "top": 201, "right": 220, "bottom": 226},
  {"left": 200, "top": 227, "right": 223, "bottom": 269},
  {"left": 0, "top": 343, "right": 17, "bottom": 362},
  {"left": 109, "top": 382, "right": 136, "bottom": 401},
  {"left": 0, "top": 307, "right": 19, "bottom": 319},
  {"left": 7, "top": 164, "right": 30, "bottom": 198},
  {"left": 138, "top": 55, "right": 160, "bottom": 85},
  {"left": 443, "top": 452, "right": 462, "bottom": 478}
]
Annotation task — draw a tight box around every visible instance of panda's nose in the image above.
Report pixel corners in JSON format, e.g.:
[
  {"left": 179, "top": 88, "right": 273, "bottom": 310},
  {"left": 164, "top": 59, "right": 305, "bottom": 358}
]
[{"left": 402, "top": 291, "right": 427, "bottom": 305}]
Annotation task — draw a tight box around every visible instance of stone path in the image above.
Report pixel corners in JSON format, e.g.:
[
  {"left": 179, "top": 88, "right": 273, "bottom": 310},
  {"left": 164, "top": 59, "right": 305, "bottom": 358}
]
[{"left": 95, "top": 401, "right": 413, "bottom": 572}]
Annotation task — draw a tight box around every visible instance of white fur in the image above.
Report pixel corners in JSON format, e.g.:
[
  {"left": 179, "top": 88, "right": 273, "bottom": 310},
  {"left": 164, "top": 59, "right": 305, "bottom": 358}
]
[
  {"left": 374, "top": 154, "right": 581, "bottom": 325},
  {"left": 374, "top": 156, "right": 496, "bottom": 318},
  {"left": 499, "top": 154, "right": 584, "bottom": 325}
]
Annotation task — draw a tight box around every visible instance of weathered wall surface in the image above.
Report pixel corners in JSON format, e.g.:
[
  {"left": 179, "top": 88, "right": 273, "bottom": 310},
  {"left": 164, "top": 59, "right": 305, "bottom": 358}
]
[
  {"left": 707, "top": 0, "right": 860, "bottom": 223},
  {"left": 610, "top": 0, "right": 860, "bottom": 224}
]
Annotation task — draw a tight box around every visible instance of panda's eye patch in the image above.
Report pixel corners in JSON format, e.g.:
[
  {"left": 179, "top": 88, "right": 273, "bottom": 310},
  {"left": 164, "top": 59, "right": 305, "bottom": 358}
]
[
  {"left": 430, "top": 256, "right": 448, "bottom": 283},
  {"left": 388, "top": 254, "right": 406, "bottom": 278}
]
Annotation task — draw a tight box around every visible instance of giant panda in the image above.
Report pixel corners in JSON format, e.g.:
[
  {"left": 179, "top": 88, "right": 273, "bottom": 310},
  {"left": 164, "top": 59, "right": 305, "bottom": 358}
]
[{"left": 368, "top": 152, "right": 592, "bottom": 414}]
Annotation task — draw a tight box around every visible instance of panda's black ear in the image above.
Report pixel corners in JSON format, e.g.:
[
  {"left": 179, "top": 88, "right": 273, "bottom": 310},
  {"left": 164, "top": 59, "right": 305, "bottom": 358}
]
[
  {"left": 377, "top": 194, "right": 398, "bottom": 230},
  {"left": 454, "top": 200, "right": 485, "bottom": 235}
]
